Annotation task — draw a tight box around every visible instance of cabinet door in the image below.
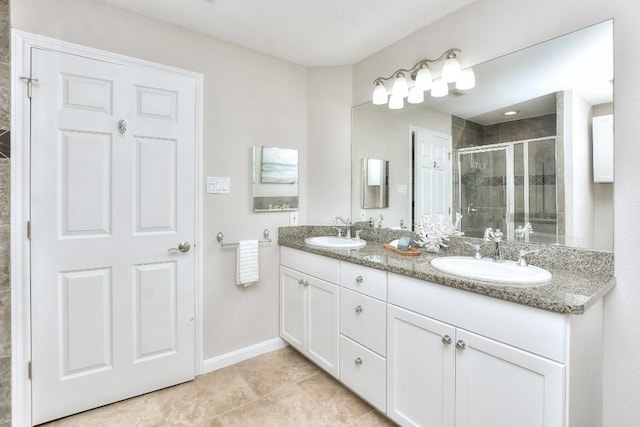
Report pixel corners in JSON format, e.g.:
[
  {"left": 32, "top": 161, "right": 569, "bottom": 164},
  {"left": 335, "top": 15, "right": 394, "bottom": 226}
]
[
  {"left": 455, "top": 329, "right": 564, "bottom": 427},
  {"left": 387, "top": 305, "right": 456, "bottom": 427},
  {"left": 280, "top": 266, "right": 305, "bottom": 353},
  {"left": 307, "top": 276, "right": 339, "bottom": 377}
]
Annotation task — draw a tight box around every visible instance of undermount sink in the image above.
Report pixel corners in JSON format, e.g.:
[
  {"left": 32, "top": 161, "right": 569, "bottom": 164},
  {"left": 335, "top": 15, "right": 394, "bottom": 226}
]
[
  {"left": 430, "top": 256, "right": 552, "bottom": 286},
  {"left": 304, "top": 236, "right": 367, "bottom": 250}
]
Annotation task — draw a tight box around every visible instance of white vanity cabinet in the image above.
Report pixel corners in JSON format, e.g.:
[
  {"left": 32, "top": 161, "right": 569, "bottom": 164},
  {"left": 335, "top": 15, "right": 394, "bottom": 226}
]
[
  {"left": 387, "top": 273, "right": 603, "bottom": 427},
  {"left": 279, "top": 247, "right": 604, "bottom": 427},
  {"left": 338, "top": 263, "right": 388, "bottom": 412},
  {"left": 280, "top": 247, "right": 340, "bottom": 377}
]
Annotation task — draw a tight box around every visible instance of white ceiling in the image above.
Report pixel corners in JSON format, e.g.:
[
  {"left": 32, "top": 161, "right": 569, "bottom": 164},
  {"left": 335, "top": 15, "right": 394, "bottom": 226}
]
[{"left": 99, "top": 0, "right": 477, "bottom": 66}]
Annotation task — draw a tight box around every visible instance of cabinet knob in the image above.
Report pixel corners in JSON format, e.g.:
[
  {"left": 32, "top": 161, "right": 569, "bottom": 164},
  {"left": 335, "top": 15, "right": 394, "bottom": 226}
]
[
  {"left": 298, "top": 279, "right": 304, "bottom": 285},
  {"left": 354, "top": 357, "right": 363, "bottom": 365},
  {"left": 356, "top": 275, "right": 363, "bottom": 283},
  {"left": 303, "top": 280, "right": 309, "bottom": 287},
  {"left": 441, "top": 335, "right": 452, "bottom": 345},
  {"left": 456, "top": 340, "right": 467, "bottom": 350},
  {"left": 355, "top": 305, "right": 363, "bottom": 314}
]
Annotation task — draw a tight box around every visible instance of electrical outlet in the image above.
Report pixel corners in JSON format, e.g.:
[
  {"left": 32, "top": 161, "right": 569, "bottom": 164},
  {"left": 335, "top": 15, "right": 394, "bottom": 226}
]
[
  {"left": 360, "top": 210, "right": 367, "bottom": 221},
  {"left": 290, "top": 211, "right": 299, "bottom": 225}
]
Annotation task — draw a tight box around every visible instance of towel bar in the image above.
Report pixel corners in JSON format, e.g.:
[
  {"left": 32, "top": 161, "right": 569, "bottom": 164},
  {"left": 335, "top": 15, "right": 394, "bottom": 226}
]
[{"left": 217, "top": 229, "right": 272, "bottom": 247}]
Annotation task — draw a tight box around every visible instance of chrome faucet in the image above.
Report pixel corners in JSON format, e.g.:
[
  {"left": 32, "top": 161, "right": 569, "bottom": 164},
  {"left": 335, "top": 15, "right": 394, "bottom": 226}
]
[
  {"left": 484, "top": 227, "right": 504, "bottom": 262},
  {"left": 334, "top": 216, "right": 352, "bottom": 238},
  {"left": 517, "top": 249, "right": 540, "bottom": 267},
  {"left": 369, "top": 214, "right": 384, "bottom": 228},
  {"left": 464, "top": 241, "right": 483, "bottom": 260},
  {"left": 515, "top": 223, "right": 533, "bottom": 241}
]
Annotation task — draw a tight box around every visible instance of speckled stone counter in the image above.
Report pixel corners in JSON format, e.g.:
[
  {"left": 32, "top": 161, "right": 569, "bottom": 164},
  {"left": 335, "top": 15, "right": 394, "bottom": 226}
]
[{"left": 278, "top": 226, "right": 615, "bottom": 315}]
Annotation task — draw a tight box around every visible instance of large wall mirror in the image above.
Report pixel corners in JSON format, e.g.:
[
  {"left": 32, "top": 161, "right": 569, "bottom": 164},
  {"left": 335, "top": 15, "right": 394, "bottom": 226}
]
[
  {"left": 352, "top": 20, "right": 613, "bottom": 251},
  {"left": 252, "top": 146, "right": 299, "bottom": 211}
]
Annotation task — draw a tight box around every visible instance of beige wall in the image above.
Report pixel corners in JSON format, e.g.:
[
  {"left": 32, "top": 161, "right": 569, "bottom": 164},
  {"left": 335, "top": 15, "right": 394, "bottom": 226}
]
[
  {"left": 352, "top": 0, "right": 640, "bottom": 425},
  {"left": 11, "top": 0, "right": 309, "bottom": 359},
  {"left": 306, "top": 66, "right": 353, "bottom": 224}
]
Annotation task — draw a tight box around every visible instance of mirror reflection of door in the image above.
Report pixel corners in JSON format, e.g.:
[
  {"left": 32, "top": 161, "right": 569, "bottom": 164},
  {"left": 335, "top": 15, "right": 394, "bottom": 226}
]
[{"left": 412, "top": 128, "right": 452, "bottom": 229}]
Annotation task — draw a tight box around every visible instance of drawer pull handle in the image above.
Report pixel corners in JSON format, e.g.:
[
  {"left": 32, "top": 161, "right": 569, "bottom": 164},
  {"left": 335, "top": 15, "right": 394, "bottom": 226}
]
[
  {"left": 456, "top": 340, "right": 467, "bottom": 350},
  {"left": 356, "top": 275, "right": 363, "bottom": 283},
  {"left": 355, "top": 357, "right": 363, "bottom": 365},
  {"left": 355, "top": 305, "right": 363, "bottom": 314},
  {"left": 441, "top": 335, "right": 452, "bottom": 345}
]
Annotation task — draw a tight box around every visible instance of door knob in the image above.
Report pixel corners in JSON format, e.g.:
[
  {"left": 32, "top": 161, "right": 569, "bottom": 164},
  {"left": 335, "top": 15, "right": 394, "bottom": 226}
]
[{"left": 168, "top": 242, "right": 191, "bottom": 253}]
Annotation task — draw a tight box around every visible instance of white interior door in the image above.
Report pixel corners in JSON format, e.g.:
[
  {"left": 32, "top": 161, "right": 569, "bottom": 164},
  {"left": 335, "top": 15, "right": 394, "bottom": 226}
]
[
  {"left": 413, "top": 128, "right": 452, "bottom": 222},
  {"left": 30, "top": 48, "right": 197, "bottom": 424}
]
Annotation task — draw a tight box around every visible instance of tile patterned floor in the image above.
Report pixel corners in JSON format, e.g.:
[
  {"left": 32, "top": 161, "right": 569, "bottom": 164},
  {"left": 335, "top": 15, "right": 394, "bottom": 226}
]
[{"left": 41, "top": 346, "right": 396, "bottom": 426}]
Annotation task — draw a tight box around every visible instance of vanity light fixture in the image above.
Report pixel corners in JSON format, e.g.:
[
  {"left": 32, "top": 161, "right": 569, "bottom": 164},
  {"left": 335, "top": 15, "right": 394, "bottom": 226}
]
[
  {"left": 504, "top": 110, "right": 519, "bottom": 116},
  {"left": 371, "top": 48, "right": 475, "bottom": 109}
]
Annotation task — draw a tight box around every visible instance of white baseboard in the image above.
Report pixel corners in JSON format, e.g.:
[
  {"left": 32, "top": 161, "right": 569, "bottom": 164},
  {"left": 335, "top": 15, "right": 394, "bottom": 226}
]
[{"left": 201, "top": 337, "right": 289, "bottom": 374}]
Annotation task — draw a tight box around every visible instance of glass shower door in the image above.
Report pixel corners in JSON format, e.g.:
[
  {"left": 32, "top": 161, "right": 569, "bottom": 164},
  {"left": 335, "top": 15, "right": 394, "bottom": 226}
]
[
  {"left": 459, "top": 148, "right": 509, "bottom": 238},
  {"left": 514, "top": 138, "right": 558, "bottom": 244}
]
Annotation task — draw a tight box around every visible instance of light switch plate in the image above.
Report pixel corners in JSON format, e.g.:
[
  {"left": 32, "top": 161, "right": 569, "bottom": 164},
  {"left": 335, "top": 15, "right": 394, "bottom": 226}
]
[
  {"left": 360, "top": 210, "right": 367, "bottom": 221},
  {"left": 290, "top": 211, "right": 298, "bottom": 225},
  {"left": 207, "top": 176, "right": 231, "bottom": 194},
  {"left": 397, "top": 184, "right": 408, "bottom": 196}
]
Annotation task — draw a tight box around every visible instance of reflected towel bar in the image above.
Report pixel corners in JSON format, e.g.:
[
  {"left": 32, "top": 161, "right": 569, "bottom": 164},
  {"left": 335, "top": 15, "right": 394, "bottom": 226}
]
[{"left": 217, "top": 229, "right": 272, "bottom": 247}]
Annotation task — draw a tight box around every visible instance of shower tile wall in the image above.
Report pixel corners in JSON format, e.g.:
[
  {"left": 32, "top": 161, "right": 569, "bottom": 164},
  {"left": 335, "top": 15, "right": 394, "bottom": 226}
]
[
  {"left": 483, "top": 114, "right": 556, "bottom": 145},
  {"left": 0, "top": 0, "right": 10, "bottom": 425}
]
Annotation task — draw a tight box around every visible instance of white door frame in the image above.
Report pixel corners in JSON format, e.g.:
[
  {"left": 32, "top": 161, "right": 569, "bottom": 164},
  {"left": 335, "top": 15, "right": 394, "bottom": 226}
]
[{"left": 10, "top": 30, "right": 204, "bottom": 427}]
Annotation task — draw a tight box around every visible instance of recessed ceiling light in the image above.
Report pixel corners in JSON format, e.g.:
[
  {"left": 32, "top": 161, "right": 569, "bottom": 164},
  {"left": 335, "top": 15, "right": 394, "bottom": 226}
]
[{"left": 504, "top": 110, "right": 519, "bottom": 116}]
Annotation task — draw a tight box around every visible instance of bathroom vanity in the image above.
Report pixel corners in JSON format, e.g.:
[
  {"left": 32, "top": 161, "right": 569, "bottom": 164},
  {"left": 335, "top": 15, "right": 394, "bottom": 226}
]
[{"left": 279, "top": 227, "right": 614, "bottom": 427}]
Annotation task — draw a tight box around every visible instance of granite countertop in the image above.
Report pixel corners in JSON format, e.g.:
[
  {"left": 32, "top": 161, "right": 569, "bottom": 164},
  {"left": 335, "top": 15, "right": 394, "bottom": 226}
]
[{"left": 278, "top": 226, "right": 616, "bottom": 315}]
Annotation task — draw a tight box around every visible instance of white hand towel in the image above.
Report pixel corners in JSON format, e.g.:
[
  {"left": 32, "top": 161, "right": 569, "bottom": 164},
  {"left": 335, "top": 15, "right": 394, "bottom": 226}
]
[{"left": 236, "top": 240, "right": 259, "bottom": 287}]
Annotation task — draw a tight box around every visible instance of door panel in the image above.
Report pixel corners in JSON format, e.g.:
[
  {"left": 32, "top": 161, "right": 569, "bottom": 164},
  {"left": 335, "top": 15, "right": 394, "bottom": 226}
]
[
  {"left": 60, "top": 268, "right": 113, "bottom": 378},
  {"left": 135, "top": 137, "right": 177, "bottom": 232},
  {"left": 60, "top": 130, "right": 112, "bottom": 236},
  {"left": 30, "top": 47, "right": 197, "bottom": 424}
]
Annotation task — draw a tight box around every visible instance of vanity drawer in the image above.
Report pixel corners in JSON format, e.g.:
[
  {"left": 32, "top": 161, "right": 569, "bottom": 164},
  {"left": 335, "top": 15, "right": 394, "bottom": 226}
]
[
  {"left": 340, "top": 288, "right": 386, "bottom": 356},
  {"left": 339, "top": 335, "right": 386, "bottom": 412},
  {"left": 280, "top": 246, "right": 340, "bottom": 283},
  {"left": 340, "top": 262, "right": 387, "bottom": 300}
]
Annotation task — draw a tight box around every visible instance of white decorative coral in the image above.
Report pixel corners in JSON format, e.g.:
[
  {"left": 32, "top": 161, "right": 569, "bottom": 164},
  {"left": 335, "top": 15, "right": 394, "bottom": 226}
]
[{"left": 414, "top": 213, "right": 463, "bottom": 253}]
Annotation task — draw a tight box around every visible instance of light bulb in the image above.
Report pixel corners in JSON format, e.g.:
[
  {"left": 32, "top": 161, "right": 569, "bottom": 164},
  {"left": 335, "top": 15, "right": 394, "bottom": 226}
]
[
  {"left": 455, "top": 68, "right": 476, "bottom": 90},
  {"left": 414, "top": 66, "right": 432, "bottom": 91},
  {"left": 372, "top": 82, "right": 388, "bottom": 105},
  {"left": 442, "top": 53, "right": 461, "bottom": 83},
  {"left": 431, "top": 78, "right": 449, "bottom": 97},
  {"left": 408, "top": 86, "right": 424, "bottom": 104},
  {"left": 392, "top": 73, "right": 409, "bottom": 98},
  {"left": 388, "top": 93, "right": 404, "bottom": 109}
]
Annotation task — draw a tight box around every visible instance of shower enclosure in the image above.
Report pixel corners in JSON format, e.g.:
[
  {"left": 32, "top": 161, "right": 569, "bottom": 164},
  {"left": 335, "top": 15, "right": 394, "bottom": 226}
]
[{"left": 458, "top": 137, "right": 557, "bottom": 244}]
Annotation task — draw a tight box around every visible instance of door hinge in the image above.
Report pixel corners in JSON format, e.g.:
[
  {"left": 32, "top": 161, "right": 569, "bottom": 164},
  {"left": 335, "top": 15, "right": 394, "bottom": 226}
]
[
  {"left": 28, "top": 361, "right": 32, "bottom": 380},
  {"left": 27, "top": 221, "right": 31, "bottom": 240},
  {"left": 19, "top": 76, "right": 38, "bottom": 99}
]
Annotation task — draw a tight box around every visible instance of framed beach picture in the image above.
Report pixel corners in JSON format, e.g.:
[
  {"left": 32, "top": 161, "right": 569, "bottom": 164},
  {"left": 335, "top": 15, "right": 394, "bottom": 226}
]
[{"left": 261, "top": 147, "right": 298, "bottom": 184}]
